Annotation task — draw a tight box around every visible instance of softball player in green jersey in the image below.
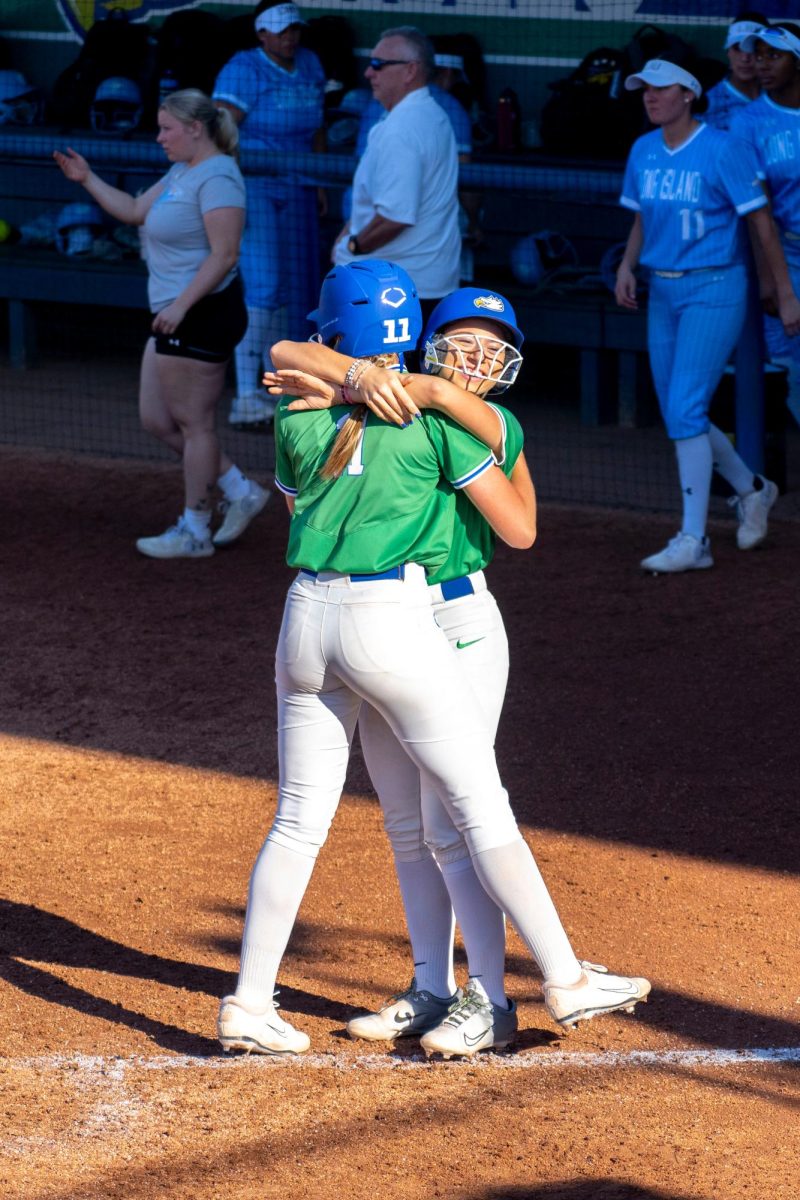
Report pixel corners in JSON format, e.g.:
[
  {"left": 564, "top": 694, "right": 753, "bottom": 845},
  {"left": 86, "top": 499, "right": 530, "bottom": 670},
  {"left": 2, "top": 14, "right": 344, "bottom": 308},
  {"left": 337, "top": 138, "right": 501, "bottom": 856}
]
[{"left": 218, "top": 262, "right": 650, "bottom": 1058}]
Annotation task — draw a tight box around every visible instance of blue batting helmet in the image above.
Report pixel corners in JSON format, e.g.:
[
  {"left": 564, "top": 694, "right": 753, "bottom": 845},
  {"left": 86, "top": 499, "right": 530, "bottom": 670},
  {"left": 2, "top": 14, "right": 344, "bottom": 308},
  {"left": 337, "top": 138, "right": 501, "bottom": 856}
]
[
  {"left": 90, "top": 76, "right": 143, "bottom": 134},
  {"left": 510, "top": 230, "right": 578, "bottom": 287},
  {"left": 308, "top": 260, "right": 422, "bottom": 358},
  {"left": 55, "top": 202, "right": 104, "bottom": 256},
  {"left": 421, "top": 287, "right": 524, "bottom": 394},
  {"left": 0, "top": 70, "right": 41, "bottom": 125}
]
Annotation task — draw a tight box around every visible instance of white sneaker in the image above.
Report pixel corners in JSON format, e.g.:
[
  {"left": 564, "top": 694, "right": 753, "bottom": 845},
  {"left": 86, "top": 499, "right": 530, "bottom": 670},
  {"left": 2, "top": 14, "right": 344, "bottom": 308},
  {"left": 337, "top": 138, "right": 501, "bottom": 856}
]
[
  {"left": 640, "top": 532, "right": 713, "bottom": 574},
  {"left": 136, "top": 518, "right": 214, "bottom": 559},
  {"left": 420, "top": 978, "right": 517, "bottom": 1059},
  {"left": 217, "top": 994, "right": 310, "bottom": 1055},
  {"left": 213, "top": 481, "right": 271, "bottom": 546},
  {"left": 544, "top": 961, "right": 651, "bottom": 1029},
  {"left": 729, "top": 477, "right": 778, "bottom": 550},
  {"left": 228, "top": 394, "right": 276, "bottom": 428},
  {"left": 346, "top": 977, "right": 458, "bottom": 1042}
]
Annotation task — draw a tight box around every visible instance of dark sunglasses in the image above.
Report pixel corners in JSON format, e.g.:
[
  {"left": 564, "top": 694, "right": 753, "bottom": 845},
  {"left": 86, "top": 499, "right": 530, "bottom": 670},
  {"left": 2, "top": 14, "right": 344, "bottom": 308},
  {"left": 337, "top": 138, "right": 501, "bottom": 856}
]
[{"left": 368, "top": 57, "right": 416, "bottom": 71}]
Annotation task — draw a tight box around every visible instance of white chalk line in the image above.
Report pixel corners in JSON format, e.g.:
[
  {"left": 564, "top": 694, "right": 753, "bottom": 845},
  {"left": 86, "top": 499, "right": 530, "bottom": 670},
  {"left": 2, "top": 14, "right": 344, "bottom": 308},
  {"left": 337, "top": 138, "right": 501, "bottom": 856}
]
[{"left": 2, "top": 1047, "right": 799, "bottom": 1075}]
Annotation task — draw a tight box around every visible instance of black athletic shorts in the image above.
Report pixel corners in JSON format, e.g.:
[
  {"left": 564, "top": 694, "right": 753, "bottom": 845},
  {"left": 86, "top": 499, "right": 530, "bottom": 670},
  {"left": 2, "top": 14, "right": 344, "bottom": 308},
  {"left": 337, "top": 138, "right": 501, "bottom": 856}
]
[{"left": 153, "top": 275, "right": 248, "bottom": 363}]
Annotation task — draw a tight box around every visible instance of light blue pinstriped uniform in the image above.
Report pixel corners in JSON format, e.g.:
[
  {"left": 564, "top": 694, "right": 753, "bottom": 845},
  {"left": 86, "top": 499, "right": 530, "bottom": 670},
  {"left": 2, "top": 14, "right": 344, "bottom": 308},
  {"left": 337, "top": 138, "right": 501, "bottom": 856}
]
[
  {"left": 703, "top": 78, "right": 754, "bottom": 131},
  {"left": 621, "top": 124, "right": 766, "bottom": 439},
  {"left": 731, "top": 94, "right": 800, "bottom": 363}
]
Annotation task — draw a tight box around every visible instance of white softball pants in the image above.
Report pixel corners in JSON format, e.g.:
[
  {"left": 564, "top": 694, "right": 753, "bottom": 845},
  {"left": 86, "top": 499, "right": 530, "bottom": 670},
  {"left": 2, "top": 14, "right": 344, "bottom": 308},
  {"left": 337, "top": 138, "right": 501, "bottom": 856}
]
[
  {"left": 358, "top": 580, "right": 509, "bottom": 862},
  {"left": 270, "top": 566, "right": 520, "bottom": 857}
]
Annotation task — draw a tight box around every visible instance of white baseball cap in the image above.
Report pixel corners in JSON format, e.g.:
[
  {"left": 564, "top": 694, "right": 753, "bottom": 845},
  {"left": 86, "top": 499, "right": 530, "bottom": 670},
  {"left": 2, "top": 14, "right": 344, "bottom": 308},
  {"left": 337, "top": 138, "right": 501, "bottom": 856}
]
[
  {"left": 255, "top": 4, "right": 306, "bottom": 35},
  {"left": 725, "top": 20, "right": 764, "bottom": 50},
  {"left": 434, "top": 53, "right": 465, "bottom": 74},
  {"left": 624, "top": 58, "right": 702, "bottom": 98},
  {"left": 739, "top": 25, "right": 800, "bottom": 59}
]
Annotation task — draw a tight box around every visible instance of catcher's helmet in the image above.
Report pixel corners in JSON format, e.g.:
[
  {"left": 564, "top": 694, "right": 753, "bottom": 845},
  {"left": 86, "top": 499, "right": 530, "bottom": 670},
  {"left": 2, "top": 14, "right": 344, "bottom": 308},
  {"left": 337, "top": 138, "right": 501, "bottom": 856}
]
[
  {"left": 90, "top": 76, "right": 143, "bottom": 134},
  {"left": 421, "top": 287, "right": 524, "bottom": 394},
  {"left": 308, "top": 260, "right": 422, "bottom": 358},
  {"left": 510, "top": 230, "right": 578, "bottom": 286}
]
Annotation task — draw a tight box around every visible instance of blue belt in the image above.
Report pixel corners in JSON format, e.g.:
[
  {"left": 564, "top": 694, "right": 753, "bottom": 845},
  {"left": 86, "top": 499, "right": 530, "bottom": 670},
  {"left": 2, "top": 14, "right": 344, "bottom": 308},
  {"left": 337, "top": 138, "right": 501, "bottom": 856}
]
[
  {"left": 435, "top": 575, "right": 475, "bottom": 601},
  {"left": 300, "top": 565, "right": 406, "bottom": 582}
]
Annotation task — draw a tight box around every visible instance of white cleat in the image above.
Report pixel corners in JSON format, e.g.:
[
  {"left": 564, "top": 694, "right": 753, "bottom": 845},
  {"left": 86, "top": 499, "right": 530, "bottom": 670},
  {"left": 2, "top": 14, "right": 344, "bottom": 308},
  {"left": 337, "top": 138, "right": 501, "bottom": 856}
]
[
  {"left": 729, "top": 477, "right": 778, "bottom": 550},
  {"left": 420, "top": 978, "right": 517, "bottom": 1060},
  {"left": 213, "top": 481, "right": 271, "bottom": 546},
  {"left": 346, "top": 977, "right": 458, "bottom": 1042},
  {"left": 543, "top": 961, "right": 651, "bottom": 1030},
  {"left": 228, "top": 394, "right": 276, "bottom": 429},
  {"left": 640, "top": 532, "right": 713, "bottom": 574},
  {"left": 217, "top": 994, "right": 310, "bottom": 1055}
]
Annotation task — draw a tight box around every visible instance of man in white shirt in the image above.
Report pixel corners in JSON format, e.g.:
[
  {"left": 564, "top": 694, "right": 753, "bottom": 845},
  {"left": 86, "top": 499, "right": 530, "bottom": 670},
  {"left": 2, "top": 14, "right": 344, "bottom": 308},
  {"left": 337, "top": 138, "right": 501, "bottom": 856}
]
[{"left": 333, "top": 26, "right": 461, "bottom": 310}]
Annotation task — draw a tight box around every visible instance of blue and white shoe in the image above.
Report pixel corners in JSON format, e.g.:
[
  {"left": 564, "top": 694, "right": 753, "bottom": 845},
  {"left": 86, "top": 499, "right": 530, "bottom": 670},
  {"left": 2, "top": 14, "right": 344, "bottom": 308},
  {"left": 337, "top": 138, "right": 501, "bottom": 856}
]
[
  {"left": 420, "top": 978, "right": 517, "bottom": 1059},
  {"left": 346, "top": 977, "right": 458, "bottom": 1042}
]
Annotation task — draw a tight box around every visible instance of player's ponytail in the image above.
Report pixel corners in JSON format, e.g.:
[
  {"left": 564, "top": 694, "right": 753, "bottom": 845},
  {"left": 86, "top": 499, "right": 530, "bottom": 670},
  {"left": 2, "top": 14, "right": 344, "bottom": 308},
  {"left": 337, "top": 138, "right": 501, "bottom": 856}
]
[
  {"left": 321, "top": 405, "right": 368, "bottom": 479},
  {"left": 320, "top": 353, "right": 398, "bottom": 480}
]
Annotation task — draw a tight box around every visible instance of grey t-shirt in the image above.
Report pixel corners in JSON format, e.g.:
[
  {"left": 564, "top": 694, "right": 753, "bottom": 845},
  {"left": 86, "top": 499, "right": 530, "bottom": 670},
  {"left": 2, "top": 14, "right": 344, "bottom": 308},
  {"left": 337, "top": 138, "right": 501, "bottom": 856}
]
[{"left": 143, "top": 155, "right": 246, "bottom": 311}]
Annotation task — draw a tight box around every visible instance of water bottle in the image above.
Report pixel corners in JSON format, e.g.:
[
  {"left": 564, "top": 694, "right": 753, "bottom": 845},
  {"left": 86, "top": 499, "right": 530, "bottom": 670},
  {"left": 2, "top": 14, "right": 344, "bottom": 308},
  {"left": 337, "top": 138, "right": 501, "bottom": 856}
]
[
  {"left": 158, "top": 69, "right": 178, "bottom": 106},
  {"left": 496, "top": 87, "right": 521, "bottom": 152}
]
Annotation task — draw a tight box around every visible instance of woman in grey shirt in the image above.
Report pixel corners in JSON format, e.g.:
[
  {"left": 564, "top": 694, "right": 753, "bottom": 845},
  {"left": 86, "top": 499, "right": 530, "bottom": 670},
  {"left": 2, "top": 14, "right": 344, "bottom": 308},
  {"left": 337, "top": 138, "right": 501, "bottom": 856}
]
[{"left": 54, "top": 90, "right": 270, "bottom": 557}]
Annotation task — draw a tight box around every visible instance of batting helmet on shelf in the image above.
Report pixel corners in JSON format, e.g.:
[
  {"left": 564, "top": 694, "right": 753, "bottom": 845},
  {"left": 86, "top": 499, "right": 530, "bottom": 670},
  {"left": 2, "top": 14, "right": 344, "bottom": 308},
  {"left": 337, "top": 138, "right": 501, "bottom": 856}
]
[
  {"left": 90, "top": 76, "right": 143, "bottom": 134},
  {"left": 308, "top": 260, "right": 422, "bottom": 358},
  {"left": 510, "top": 230, "right": 579, "bottom": 286},
  {"left": 0, "top": 70, "right": 42, "bottom": 125},
  {"left": 421, "top": 287, "right": 524, "bottom": 394},
  {"left": 55, "top": 202, "right": 104, "bottom": 256}
]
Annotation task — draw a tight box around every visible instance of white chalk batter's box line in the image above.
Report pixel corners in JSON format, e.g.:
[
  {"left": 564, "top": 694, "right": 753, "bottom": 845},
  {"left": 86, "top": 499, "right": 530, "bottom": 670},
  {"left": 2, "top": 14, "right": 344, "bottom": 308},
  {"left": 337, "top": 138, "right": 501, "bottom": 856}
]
[{"left": 3, "top": 1047, "right": 799, "bottom": 1075}]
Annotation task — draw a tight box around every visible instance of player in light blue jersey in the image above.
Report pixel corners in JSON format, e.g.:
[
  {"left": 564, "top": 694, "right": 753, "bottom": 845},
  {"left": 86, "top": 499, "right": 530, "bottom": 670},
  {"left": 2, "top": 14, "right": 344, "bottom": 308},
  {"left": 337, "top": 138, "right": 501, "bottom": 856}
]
[
  {"left": 733, "top": 23, "right": 800, "bottom": 426},
  {"left": 703, "top": 14, "right": 765, "bottom": 131},
  {"left": 615, "top": 57, "right": 800, "bottom": 573},
  {"left": 213, "top": 1, "right": 326, "bottom": 429}
]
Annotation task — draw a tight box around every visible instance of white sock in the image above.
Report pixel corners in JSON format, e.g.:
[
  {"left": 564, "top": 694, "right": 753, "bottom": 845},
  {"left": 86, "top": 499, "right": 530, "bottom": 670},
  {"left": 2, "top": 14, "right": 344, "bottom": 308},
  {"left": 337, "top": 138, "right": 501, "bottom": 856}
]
[
  {"left": 234, "top": 307, "right": 273, "bottom": 399},
  {"left": 674, "top": 434, "right": 712, "bottom": 541},
  {"left": 394, "top": 856, "right": 456, "bottom": 997},
  {"left": 439, "top": 856, "right": 507, "bottom": 1006},
  {"left": 182, "top": 507, "right": 211, "bottom": 539},
  {"left": 235, "top": 839, "right": 317, "bottom": 1009},
  {"left": 707, "top": 423, "right": 756, "bottom": 496},
  {"left": 217, "top": 464, "right": 251, "bottom": 501},
  {"left": 470, "top": 839, "right": 582, "bottom": 987}
]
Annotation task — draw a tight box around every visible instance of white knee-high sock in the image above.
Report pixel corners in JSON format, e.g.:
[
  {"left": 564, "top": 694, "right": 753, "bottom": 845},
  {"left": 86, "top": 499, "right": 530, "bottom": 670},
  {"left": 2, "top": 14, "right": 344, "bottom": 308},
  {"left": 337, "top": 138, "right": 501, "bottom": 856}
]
[
  {"left": 439, "top": 856, "right": 507, "bottom": 1006},
  {"left": 675, "top": 433, "right": 713, "bottom": 540},
  {"left": 393, "top": 855, "right": 456, "bottom": 997},
  {"left": 707, "top": 423, "right": 756, "bottom": 496},
  {"left": 234, "top": 307, "right": 273, "bottom": 400},
  {"left": 470, "top": 839, "right": 582, "bottom": 986},
  {"left": 235, "top": 838, "right": 317, "bottom": 1009}
]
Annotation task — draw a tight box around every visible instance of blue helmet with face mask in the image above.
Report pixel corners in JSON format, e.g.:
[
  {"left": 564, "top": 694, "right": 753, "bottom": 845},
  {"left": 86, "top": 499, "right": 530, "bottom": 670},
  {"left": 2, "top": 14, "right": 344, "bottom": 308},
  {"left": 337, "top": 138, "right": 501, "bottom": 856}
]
[
  {"left": 308, "top": 260, "right": 422, "bottom": 358},
  {"left": 90, "top": 76, "right": 143, "bottom": 134},
  {"left": 421, "top": 287, "right": 524, "bottom": 394}
]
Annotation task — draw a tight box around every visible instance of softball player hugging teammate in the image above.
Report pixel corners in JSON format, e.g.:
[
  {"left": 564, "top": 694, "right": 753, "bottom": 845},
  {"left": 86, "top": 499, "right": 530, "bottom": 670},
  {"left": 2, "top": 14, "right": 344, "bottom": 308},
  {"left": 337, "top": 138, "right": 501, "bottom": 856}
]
[
  {"left": 615, "top": 57, "right": 800, "bottom": 573},
  {"left": 217, "top": 260, "right": 650, "bottom": 1058}
]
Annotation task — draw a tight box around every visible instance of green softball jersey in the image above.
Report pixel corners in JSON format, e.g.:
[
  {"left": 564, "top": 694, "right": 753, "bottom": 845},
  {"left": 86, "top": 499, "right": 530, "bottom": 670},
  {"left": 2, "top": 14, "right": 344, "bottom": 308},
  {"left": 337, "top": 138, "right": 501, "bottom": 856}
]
[
  {"left": 274, "top": 399, "right": 495, "bottom": 575},
  {"left": 426, "top": 402, "right": 525, "bottom": 586}
]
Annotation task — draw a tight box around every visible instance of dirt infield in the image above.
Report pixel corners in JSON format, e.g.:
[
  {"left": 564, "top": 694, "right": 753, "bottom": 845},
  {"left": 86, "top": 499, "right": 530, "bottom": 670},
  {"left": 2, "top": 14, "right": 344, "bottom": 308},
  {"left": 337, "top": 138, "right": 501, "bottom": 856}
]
[{"left": 1, "top": 448, "right": 798, "bottom": 1200}]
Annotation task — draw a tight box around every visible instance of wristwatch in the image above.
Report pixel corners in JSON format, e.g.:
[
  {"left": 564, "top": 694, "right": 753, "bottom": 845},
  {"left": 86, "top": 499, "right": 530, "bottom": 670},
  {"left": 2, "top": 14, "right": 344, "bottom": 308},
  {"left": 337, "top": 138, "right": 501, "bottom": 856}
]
[{"left": 347, "top": 234, "right": 362, "bottom": 255}]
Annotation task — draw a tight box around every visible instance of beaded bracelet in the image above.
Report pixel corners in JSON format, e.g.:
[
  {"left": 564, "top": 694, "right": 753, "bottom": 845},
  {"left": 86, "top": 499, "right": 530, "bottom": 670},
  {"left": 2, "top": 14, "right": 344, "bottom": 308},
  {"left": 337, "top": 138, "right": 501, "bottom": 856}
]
[{"left": 343, "top": 359, "right": 369, "bottom": 391}]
